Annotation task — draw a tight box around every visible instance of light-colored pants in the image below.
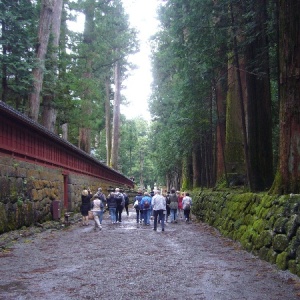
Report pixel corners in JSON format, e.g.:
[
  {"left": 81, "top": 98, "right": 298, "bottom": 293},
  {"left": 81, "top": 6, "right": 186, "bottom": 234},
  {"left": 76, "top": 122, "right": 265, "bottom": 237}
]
[{"left": 93, "top": 212, "right": 101, "bottom": 228}]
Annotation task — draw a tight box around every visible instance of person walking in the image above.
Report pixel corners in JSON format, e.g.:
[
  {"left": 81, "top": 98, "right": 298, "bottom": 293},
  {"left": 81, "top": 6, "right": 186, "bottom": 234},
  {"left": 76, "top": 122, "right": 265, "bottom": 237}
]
[
  {"left": 90, "top": 194, "right": 104, "bottom": 230},
  {"left": 95, "top": 187, "right": 107, "bottom": 207},
  {"left": 141, "top": 192, "right": 152, "bottom": 225},
  {"left": 123, "top": 191, "right": 130, "bottom": 216},
  {"left": 80, "top": 187, "right": 93, "bottom": 226},
  {"left": 182, "top": 192, "right": 193, "bottom": 222},
  {"left": 177, "top": 191, "right": 183, "bottom": 219},
  {"left": 169, "top": 188, "right": 178, "bottom": 223},
  {"left": 134, "top": 189, "right": 143, "bottom": 224},
  {"left": 107, "top": 192, "right": 117, "bottom": 223},
  {"left": 165, "top": 191, "right": 171, "bottom": 222},
  {"left": 150, "top": 190, "right": 154, "bottom": 219},
  {"left": 152, "top": 189, "right": 166, "bottom": 232},
  {"left": 114, "top": 188, "right": 125, "bottom": 223}
]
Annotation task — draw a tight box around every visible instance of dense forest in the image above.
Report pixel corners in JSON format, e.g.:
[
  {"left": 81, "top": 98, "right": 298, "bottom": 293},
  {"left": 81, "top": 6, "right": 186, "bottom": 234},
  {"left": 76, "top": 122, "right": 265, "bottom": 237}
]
[{"left": 0, "top": 0, "right": 299, "bottom": 194}]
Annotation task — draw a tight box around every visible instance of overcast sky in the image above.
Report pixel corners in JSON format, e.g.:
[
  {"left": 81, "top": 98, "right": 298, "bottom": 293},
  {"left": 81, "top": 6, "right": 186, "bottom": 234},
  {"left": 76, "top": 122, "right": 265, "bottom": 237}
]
[
  {"left": 121, "top": 0, "right": 160, "bottom": 121},
  {"left": 68, "top": 0, "right": 160, "bottom": 121}
]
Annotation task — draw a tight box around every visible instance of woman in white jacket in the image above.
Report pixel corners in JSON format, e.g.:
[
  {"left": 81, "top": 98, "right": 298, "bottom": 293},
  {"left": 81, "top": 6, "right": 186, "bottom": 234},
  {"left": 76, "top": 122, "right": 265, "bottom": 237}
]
[
  {"left": 91, "top": 194, "right": 104, "bottom": 231},
  {"left": 182, "top": 192, "right": 192, "bottom": 223}
]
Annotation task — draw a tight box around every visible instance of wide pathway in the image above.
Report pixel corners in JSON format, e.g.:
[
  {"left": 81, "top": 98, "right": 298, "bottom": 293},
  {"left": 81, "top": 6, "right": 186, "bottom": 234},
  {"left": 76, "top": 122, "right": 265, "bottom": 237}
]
[{"left": 1, "top": 209, "right": 300, "bottom": 300}]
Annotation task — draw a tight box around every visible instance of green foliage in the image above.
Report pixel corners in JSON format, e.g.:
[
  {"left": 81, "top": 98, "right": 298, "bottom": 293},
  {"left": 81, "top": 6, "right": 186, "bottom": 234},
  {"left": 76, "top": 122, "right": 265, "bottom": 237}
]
[
  {"left": 149, "top": 0, "right": 231, "bottom": 189},
  {"left": 118, "top": 118, "right": 156, "bottom": 189},
  {"left": 0, "top": 0, "right": 38, "bottom": 106}
]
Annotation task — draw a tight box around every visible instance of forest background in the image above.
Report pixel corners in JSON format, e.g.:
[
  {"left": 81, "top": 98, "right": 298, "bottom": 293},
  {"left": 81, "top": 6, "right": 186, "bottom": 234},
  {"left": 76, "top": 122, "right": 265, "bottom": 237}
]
[{"left": 0, "top": 0, "right": 299, "bottom": 195}]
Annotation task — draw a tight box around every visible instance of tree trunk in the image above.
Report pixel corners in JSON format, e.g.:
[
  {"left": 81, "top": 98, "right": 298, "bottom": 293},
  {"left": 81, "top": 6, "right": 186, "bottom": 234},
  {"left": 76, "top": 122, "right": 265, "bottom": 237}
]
[
  {"left": 78, "top": 0, "right": 94, "bottom": 154},
  {"left": 225, "top": 3, "right": 248, "bottom": 187},
  {"left": 192, "top": 142, "right": 201, "bottom": 188},
  {"left": 105, "top": 77, "right": 112, "bottom": 166},
  {"left": 79, "top": 127, "right": 91, "bottom": 153},
  {"left": 111, "top": 58, "right": 121, "bottom": 170},
  {"left": 245, "top": 0, "right": 273, "bottom": 191},
  {"left": 271, "top": 0, "right": 300, "bottom": 194},
  {"left": 61, "top": 123, "right": 68, "bottom": 140},
  {"left": 181, "top": 154, "right": 193, "bottom": 191},
  {"left": 215, "top": 75, "right": 228, "bottom": 184},
  {"left": 1, "top": 20, "right": 8, "bottom": 103},
  {"left": 41, "top": 0, "right": 63, "bottom": 131},
  {"left": 230, "top": 2, "right": 251, "bottom": 189},
  {"left": 28, "top": 0, "right": 54, "bottom": 121}
]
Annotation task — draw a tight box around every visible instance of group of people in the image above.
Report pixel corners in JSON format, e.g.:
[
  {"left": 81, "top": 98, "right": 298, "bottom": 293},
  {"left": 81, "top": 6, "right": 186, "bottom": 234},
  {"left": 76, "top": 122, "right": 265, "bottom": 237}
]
[
  {"left": 134, "top": 188, "right": 193, "bottom": 232},
  {"left": 80, "top": 186, "right": 192, "bottom": 232},
  {"left": 80, "top": 187, "right": 129, "bottom": 231}
]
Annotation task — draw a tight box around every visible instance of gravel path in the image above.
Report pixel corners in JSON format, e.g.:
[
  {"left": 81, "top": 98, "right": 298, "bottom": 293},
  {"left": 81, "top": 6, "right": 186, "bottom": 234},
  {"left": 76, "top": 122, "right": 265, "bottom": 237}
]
[{"left": 1, "top": 208, "right": 300, "bottom": 300}]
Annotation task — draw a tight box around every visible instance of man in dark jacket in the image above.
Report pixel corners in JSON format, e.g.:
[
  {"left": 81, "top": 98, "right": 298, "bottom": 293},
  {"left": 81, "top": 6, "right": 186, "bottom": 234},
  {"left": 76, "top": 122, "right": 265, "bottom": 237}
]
[
  {"left": 107, "top": 192, "right": 117, "bottom": 223},
  {"left": 114, "top": 188, "right": 125, "bottom": 223},
  {"left": 134, "top": 189, "right": 143, "bottom": 224}
]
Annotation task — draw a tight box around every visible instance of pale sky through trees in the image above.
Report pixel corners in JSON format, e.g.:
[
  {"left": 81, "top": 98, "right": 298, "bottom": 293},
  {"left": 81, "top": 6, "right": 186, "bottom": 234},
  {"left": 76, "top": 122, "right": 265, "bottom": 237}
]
[
  {"left": 68, "top": 0, "right": 160, "bottom": 121},
  {"left": 121, "top": 0, "right": 160, "bottom": 121}
]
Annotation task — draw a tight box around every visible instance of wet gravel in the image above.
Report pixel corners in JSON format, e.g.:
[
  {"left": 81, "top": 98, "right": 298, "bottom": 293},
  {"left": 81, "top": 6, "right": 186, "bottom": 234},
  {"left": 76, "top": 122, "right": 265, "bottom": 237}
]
[{"left": 1, "top": 208, "right": 300, "bottom": 300}]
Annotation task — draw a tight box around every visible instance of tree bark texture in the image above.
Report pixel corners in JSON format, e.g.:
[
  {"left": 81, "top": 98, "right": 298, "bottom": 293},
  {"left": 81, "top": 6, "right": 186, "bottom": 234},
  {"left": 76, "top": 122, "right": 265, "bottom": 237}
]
[
  {"left": 41, "top": 0, "right": 63, "bottom": 131},
  {"left": 105, "top": 77, "right": 112, "bottom": 166},
  {"left": 215, "top": 68, "right": 228, "bottom": 183},
  {"left": 61, "top": 123, "right": 68, "bottom": 140},
  {"left": 111, "top": 59, "right": 121, "bottom": 170},
  {"left": 29, "top": 0, "right": 54, "bottom": 121},
  {"left": 192, "top": 142, "right": 201, "bottom": 188},
  {"left": 245, "top": 0, "right": 273, "bottom": 191},
  {"left": 78, "top": 1, "right": 94, "bottom": 154},
  {"left": 272, "top": 0, "right": 300, "bottom": 194},
  {"left": 230, "top": 2, "right": 251, "bottom": 189},
  {"left": 225, "top": 58, "right": 247, "bottom": 178},
  {"left": 1, "top": 20, "right": 8, "bottom": 103}
]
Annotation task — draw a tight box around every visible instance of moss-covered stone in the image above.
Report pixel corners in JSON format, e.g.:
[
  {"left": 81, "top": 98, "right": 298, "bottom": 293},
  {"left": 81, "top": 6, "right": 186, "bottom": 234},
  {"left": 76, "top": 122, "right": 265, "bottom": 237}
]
[
  {"left": 286, "top": 237, "right": 300, "bottom": 259},
  {"left": 273, "top": 234, "right": 289, "bottom": 252},
  {"left": 192, "top": 190, "right": 300, "bottom": 277},
  {"left": 259, "top": 246, "right": 270, "bottom": 261},
  {"left": 252, "top": 219, "right": 266, "bottom": 233},
  {"left": 267, "top": 248, "right": 278, "bottom": 264},
  {"left": 276, "top": 252, "right": 288, "bottom": 270},
  {"left": 286, "top": 214, "right": 300, "bottom": 239},
  {"left": 255, "top": 230, "right": 273, "bottom": 249},
  {"left": 288, "top": 260, "right": 297, "bottom": 275},
  {"left": 273, "top": 217, "right": 288, "bottom": 234}
]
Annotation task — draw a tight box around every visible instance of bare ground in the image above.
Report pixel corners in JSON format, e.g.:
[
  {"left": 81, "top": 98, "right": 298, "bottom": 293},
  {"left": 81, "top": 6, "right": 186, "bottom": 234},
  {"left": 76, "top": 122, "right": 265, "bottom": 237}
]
[{"left": 1, "top": 208, "right": 300, "bottom": 300}]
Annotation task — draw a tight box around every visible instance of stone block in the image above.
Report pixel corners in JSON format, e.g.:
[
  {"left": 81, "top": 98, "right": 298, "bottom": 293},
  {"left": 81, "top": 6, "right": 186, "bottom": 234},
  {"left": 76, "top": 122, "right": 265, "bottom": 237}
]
[{"left": 273, "top": 234, "right": 289, "bottom": 252}]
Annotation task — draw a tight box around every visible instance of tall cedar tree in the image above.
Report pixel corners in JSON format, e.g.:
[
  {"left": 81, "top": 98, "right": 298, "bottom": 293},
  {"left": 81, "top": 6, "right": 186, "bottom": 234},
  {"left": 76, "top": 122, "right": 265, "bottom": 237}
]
[
  {"left": 271, "top": 0, "right": 300, "bottom": 194},
  {"left": 28, "top": 0, "right": 54, "bottom": 121},
  {"left": 41, "top": 0, "right": 64, "bottom": 131}
]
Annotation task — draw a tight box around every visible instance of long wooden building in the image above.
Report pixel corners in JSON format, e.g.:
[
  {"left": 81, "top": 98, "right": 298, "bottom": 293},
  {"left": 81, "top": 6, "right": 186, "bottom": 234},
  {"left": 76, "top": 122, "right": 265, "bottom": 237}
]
[{"left": 0, "top": 101, "right": 134, "bottom": 233}]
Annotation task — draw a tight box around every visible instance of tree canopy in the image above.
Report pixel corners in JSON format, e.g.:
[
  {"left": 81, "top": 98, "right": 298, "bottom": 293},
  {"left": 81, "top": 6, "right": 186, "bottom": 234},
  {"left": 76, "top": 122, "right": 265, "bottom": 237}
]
[{"left": 1, "top": 0, "right": 299, "bottom": 195}]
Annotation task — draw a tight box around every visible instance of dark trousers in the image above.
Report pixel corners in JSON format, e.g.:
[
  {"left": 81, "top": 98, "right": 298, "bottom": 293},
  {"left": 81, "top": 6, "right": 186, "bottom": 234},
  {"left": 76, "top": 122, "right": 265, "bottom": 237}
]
[
  {"left": 166, "top": 206, "right": 170, "bottom": 221},
  {"left": 136, "top": 209, "right": 142, "bottom": 223},
  {"left": 116, "top": 205, "right": 123, "bottom": 222},
  {"left": 125, "top": 204, "right": 129, "bottom": 216},
  {"left": 184, "top": 209, "right": 191, "bottom": 221},
  {"left": 153, "top": 210, "right": 164, "bottom": 230}
]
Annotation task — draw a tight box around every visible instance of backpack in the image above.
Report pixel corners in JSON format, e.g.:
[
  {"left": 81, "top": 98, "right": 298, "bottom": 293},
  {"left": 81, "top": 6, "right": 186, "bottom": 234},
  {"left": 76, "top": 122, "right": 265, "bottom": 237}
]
[
  {"left": 143, "top": 200, "right": 150, "bottom": 209},
  {"left": 115, "top": 193, "right": 123, "bottom": 205},
  {"left": 134, "top": 195, "right": 142, "bottom": 209},
  {"left": 184, "top": 202, "right": 191, "bottom": 210},
  {"left": 97, "top": 192, "right": 106, "bottom": 202},
  {"left": 184, "top": 197, "right": 192, "bottom": 210},
  {"left": 123, "top": 193, "right": 129, "bottom": 206},
  {"left": 166, "top": 195, "right": 171, "bottom": 205}
]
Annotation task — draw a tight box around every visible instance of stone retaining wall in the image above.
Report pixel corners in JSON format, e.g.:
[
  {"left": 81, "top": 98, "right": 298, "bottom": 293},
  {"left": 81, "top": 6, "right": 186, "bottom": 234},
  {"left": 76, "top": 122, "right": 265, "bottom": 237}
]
[
  {"left": 192, "top": 190, "right": 300, "bottom": 276},
  {"left": 0, "top": 156, "right": 129, "bottom": 233}
]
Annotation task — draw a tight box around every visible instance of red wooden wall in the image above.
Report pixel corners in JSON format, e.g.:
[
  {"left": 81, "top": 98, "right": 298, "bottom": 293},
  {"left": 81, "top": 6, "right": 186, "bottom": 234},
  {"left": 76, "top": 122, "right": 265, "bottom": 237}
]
[{"left": 0, "top": 101, "right": 133, "bottom": 188}]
